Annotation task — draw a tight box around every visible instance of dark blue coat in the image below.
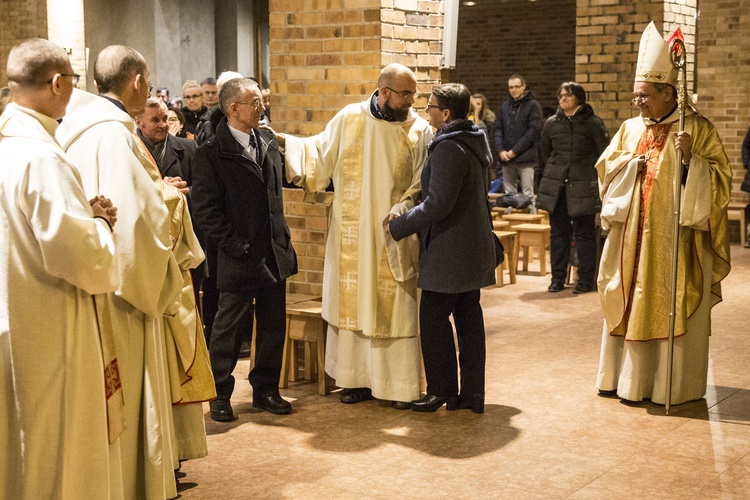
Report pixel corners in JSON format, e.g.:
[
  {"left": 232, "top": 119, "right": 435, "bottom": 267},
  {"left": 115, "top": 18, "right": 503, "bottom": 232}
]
[
  {"left": 389, "top": 120, "right": 496, "bottom": 293},
  {"left": 492, "top": 89, "right": 543, "bottom": 166},
  {"left": 191, "top": 118, "right": 297, "bottom": 291}
]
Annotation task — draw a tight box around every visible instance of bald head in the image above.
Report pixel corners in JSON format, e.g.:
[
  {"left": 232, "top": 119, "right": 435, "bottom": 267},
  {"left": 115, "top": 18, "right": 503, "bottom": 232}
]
[
  {"left": 6, "top": 38, "right": 70, "bottom": 94},
  {"left": 94, "top": 45, "right": 147, "bottom": 94},
  {"left": 377, "top": 63, "right": 416, "bottom": 89}
]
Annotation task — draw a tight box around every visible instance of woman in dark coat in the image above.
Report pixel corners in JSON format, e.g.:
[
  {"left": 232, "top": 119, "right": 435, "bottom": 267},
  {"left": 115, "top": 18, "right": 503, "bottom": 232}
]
[
  {"left": 537, "top": 82, "right": 610, "bottom": 293},
  {"left": 388, "top": 83, "right": 496, "bottom": 414}
]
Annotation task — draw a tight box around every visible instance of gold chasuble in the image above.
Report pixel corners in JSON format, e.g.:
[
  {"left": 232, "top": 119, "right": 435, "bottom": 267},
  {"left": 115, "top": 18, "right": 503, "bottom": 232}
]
[{"left": 596, "top": 109, "right": 731, "bottom": 343}]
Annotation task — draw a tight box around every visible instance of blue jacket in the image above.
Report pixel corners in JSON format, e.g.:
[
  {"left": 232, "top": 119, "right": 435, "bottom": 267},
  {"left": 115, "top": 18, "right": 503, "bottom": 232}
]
[{"left": 389, "top": 120, "right": 496, "bottom": 293}]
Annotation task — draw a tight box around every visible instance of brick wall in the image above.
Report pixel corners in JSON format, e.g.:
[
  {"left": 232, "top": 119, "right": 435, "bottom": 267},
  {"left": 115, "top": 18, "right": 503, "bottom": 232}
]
[
  {"left": 451, "top": 0, "right": 576, "bottom": 116},
  {"left": 0, "top": 0, "right": 47, "bottom": 85},
  {"left": 694, "top": 0, "right": 750, "bottom": 206}
]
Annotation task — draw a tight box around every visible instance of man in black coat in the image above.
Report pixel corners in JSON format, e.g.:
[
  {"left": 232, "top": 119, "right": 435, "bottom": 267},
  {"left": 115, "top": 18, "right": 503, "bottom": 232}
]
[
  {"left": 388, "top": 83, "right": 496, "bottom": 414},
  {"left": 191, "top": 78, "right": 297, "bottom": 421},
  {"left": 493, "top": 74, "right": 543, "bottom": 213}
]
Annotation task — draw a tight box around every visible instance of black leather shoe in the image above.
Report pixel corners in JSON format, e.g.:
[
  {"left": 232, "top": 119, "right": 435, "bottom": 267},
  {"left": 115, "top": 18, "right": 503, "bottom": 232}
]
[
  {"left": 548, "top": 281, "right": 564, "bottom": 292},
  {"left": 573, "top": 282, "right": 595, "bottom": 294},
  {"left": 209, "top": 399, "right": 234, "bottom": 422},
  {"left": 253, "top": 394, "right": 292, "bottom": 415},
  {"left": 238, "top": 340, "right": 251, "bottom": 359},
  {"left": 410, "top": 394, "right": 457, "bottom": 412},
  {"left": 451, "top": 394, "right": 485, "bottom": 414},
  {"left": 340, "top": 387, "right": 373, "bottom": 404}
]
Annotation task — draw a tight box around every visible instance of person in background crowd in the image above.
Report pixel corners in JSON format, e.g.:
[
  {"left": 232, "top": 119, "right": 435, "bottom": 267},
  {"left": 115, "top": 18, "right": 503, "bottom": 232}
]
[
  {"left": 388, "top": 83, "right": 496, "bottom": 414},
  {"left": 595, "top": 22, "right": 731, "bottom": 405},
  {"left": 493, "top": 74, "right": 543, "bottom": 213},
  {"left": 192, "top": 78, "right": 297, "bottom": 421},
  {"left": 182, "top": 79, "right": 205, "bottom": 138},
  {"left": 275, "top": 63, "right": 432, "bottom": 410},
  {"left": 172, "top": 96, "right": 183, "bottom": 109},
  {"left": 740, "top": 126, "right": 750, "bottom": 248},
  {"left": 261, "top": 86, "right": 272, "bottom": 123},
  {"left": 537, "top": 82, "right": 610, "bottom": 294},
  {"left": 195, "top": 71, "right": 243, "bottom": 146},
  {"left": 1, "top": 38, "right": 119, "bottom": 500},
  {"left": 57, "top": 44, "right": 186, "bottom": 499},
  {"left": 468, "top": 92, "right": 495, "bottom": 139},
  {"left": 200, "top": 77, "right": 219, "bottom": 109},
  {"left": 157, "top": 86, "right": 171, "bottom": 108},
  {"left": 0, "top": 86, "right": 11, "bottom": 115},
  {"left": 167, "top": 107, "right": 188, "bottom": 138}
]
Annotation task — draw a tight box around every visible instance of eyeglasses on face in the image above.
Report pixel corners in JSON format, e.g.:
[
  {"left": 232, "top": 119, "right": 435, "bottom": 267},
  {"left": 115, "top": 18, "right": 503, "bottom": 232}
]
[
  {"left": 558, "top": 93, "right": 573, "bottom": 100},
  {"left": 425, "top": 104, "right": 444, "bottom": 111},
  {"left": 184, "top": 93, "right": 202, "bottom": 100},
  {"left": 48, "top": 73, "right": 81, "bottom": 86},
  {"left": 385, "top": 86, "right": 418, "bottom": 101},
  {"left": 631, "top": 95, "right": 651, "bottom": 106},
  {"left": 234, "top": 99, "right": 264, "bottom": 109}
]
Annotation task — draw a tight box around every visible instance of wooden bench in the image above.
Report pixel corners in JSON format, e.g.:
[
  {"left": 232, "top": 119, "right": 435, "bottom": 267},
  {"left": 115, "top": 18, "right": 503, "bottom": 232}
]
[
  {"left": 501, "top": 213, "right": 545, "bottom": 227},
  {"left": 513, "top": 223, "right": 551, "bottom": 276},
  {"left": 727, "top": 202, "right": 746, "bottom": 247},
  {"left": 493, "top": 230, "right": 517, "bottom": 286}
]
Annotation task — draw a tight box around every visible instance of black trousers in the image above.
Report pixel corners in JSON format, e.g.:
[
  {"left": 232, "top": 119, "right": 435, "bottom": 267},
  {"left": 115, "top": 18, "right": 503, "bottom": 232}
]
[
  {"left": 419, "top": 289, "right": 486, "bottom": 397},
  {"left": 209, "top": 279, "right": 286, "bottom": 400},
  {"left": 549, "top": 190, "right": 597, "bottom": 286},
  {"left": 200, "top": 240, "right": 220, "bottom": 346}
]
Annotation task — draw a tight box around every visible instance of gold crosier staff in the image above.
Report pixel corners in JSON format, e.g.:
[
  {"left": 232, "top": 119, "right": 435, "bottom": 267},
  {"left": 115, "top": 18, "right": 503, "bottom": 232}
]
[{"left": 665, "top": 35, "right": 687, "bottom": 416}]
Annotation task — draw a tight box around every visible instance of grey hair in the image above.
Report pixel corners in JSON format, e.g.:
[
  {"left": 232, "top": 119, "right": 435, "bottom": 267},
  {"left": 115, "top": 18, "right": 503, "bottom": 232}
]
[
  {"left": 219, "top": 78, "right": 259, "bottom": 113},
  {"left": 217, "top": 71, "right": 244, "bottom": 89}
]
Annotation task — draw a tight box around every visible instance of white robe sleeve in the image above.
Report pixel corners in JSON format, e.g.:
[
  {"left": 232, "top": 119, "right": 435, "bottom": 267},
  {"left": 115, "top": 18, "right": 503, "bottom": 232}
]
[
  {"left": 679, "top": 156, "right": 711, "bottom": 230},
  {"left": 21, "top": 150, "right": 119, "bottom": 295},
  {"left": 284, "top": 112, "right": 345, "bottom": 192}
]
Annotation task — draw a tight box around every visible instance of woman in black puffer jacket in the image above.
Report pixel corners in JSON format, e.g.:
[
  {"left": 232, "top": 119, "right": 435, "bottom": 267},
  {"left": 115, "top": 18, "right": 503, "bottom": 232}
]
[{"left": 537, "top": 82, "right": 610, "bottom": 294}]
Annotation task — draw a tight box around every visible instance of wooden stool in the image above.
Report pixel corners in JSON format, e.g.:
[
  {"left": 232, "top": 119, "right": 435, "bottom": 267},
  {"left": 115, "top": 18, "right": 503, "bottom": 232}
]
[
  {"left": 501, "top": 213, "right": 545, "bottom": 227},
  {"left": 513, "top": 223, "right": 551, "bottom": 276},
  {"left": 279, "top": 300, "right": 331, "bottom": 395},
  {"left": 492, "top": 220, "right": 510, "bottom": 231},
  {"left": 493, "top": 230, "right": 517, "bottom": 285},
  {"left": 727, "top": 202, "right": 746, "bottom": 247}
]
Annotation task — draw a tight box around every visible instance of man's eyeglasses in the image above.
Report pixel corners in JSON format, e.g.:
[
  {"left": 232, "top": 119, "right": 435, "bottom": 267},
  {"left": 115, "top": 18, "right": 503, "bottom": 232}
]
[
  {"left": 385, "top": 86, "right": 418, "bottom": 101},
  {"left": 47, "top": 73, "right": 81, "bottom": 86},
  {"left": 184, "top": 94, "right": 202, "bottom": 100},
  {"left": 235, "top": 99, "right": 264, "bottom": 109},
  {"left": 631, "top": 95, "right": 650, "bottom": 106}
]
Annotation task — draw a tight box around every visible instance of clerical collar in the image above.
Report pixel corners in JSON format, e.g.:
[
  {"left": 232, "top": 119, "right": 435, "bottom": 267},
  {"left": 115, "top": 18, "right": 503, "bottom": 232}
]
[
  {"left": 644, "top": 101, "right": 679, "bottom": 125},
  {"left": 100, "top": 95, "right": 128, "bottom": 115},
  {"left": 370, "top": 91, "right": 397, "bottom": 122}
]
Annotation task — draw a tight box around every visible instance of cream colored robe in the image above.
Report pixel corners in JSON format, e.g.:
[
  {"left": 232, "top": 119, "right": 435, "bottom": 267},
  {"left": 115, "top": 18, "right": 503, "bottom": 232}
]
[
  {"left": 0, "top": 104, "right": 119, "bottom": 499},
  {"left": 58, "top": 89, "right": 184, "bottom": 499},
  {"left": 285, "top": 97, "right": 432, "bottom": 401},
  {"left": 161, "top": 183, "right": 214, "bottom": 460},
  {"left": 595, "top": 108, "right": 731, "bottom": 404}
]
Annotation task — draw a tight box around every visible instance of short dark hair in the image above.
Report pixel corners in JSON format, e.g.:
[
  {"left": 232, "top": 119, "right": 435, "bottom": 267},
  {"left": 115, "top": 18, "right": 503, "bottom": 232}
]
[
  {"left": 508, "top": 74, "right": 526, "bottom": 86},
  {"left": 94, "top": 45, "right": 146, "bottom": 94},
  {"left": 219, "top": 78, "right": 259, "bottom": 113},
  {"left": 6, "top": 38, "right": 69, "bottom": 92},
  {"left": 431, "top": 83, "right": 471, "bottom": 120},
  {"left": 201, "top": 77, "right": 217, "bottom": 86},
  {"left": 558, "top": 82, "right": 586, "bottom": 104},
  {"left": 157, "top": 87, "right": 169, "bottom": 96}
]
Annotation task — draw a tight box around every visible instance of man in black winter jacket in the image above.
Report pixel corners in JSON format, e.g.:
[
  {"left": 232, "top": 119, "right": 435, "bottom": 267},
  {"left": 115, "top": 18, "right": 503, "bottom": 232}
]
[
  {"left": 493, "top": 74, "right": 543, "bottom": 213},
  {"left": 191, "top": 78, "right": 298, "bottom": 421}
]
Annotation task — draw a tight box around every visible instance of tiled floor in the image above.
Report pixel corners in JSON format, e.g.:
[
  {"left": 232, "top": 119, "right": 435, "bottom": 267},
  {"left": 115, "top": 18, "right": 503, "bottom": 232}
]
[{"left": 180, "top": 244, "right": 750, "bottom": 499}]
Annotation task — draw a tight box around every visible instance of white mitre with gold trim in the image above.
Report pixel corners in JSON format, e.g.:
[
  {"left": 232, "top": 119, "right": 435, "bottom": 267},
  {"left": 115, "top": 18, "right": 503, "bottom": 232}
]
[{"left": 635, "top": 21, "right": 678, "bottom": 87}]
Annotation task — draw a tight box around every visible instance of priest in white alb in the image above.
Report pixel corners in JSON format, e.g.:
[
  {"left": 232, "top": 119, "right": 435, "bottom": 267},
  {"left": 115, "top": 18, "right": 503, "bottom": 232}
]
[
  {"left": 1, "top": 39, "right": 120, "bottom": 499},
  {"left": 276, "top": 63, "right": 433, "bottom": 408},
  {"left": 57, "top": 46, "right": 185, "bottom": 499}
]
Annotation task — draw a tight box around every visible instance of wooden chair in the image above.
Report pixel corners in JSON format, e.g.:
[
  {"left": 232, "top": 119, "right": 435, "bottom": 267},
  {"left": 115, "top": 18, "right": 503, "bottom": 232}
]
[{"left": 727, "top": 202, "right": 746, "bottom": 247}]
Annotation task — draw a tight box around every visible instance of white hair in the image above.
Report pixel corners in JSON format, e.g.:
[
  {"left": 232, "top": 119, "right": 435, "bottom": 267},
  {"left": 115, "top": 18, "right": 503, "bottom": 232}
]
[{"left": 217, "top": 71, "right": 244, "bottom": 89}]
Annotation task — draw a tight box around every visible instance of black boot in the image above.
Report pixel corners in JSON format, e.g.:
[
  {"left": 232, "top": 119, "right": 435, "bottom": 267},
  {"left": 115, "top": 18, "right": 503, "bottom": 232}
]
[{"left": 410, "top": 394, "right": 458, "bottom": 412}]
